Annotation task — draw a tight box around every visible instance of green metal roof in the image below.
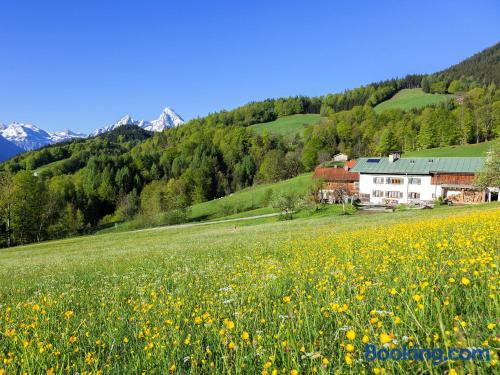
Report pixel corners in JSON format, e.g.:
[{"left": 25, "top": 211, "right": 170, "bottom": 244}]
[{"left": 350, "top": 157, "right": 485, "bottom": 174}]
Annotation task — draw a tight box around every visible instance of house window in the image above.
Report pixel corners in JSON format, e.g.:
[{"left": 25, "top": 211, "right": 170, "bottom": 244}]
[
  {"left": 373, "top": 177, "right": 384, "bottom": 184},
  {"left": 408, "top": 177, "right": 421, "bottom": 185},
  {"left": 385, "top": 191, "right": 403, "bottom": 198},
  {"left": 408, "top": 192, "right": 420, "bottom": 199},
  {"left": 386, "top": 177, "right": 403, "bottom": 185},
  {"left": 372, "top": 190, "right": 384, "bottom": 197}
]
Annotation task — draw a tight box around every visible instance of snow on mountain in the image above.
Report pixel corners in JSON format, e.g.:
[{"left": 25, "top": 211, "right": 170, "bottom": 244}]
[
  {"left": 91, "top": 107, "right": 184, "bottom": 136},
  {"left": 144, "top": 107, "right": 184, "bottom": 132},
  {"left": 1, "top": 106, "right": 183, "bottom": 153},
  {"left": 0, "top": 122, "right": 86, "bottom": 151},
  {"left": 1, "top": 122, "right": 53, "bottom": 151},
  {"left": 48, "top": 129, "right": 87, "bottom": 143}
]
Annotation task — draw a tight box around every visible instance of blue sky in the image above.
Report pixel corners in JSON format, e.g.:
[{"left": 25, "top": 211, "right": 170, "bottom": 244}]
[{"left": 0, "top": 0, "right": 498, "bottom": 133}]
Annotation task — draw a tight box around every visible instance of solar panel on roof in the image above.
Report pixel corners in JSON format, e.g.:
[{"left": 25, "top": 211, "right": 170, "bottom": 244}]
[{"left": 367, "top": 158, "right": 380, "bottom": 163}]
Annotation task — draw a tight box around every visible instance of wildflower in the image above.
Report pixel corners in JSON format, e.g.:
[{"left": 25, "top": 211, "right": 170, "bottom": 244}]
[
  {"left": 487, "top": 323, "right": 496, "bottom": 330},
  {"left": 379, "top": 333, "right": 392, "bottom": 345},
  {"left": 194, "top": 316, "right": 202, "bottom": 325},
  {"left": 282, "top": 296, "right": 291, "bottom": 303},
  {"left": 169, "top": 364, "right": 176, "bottom": 372},
  {"left": 461, "top": 277, "right": 471, "bottom": 286},
  {"left": 123, "top": 337, "right": 129, "bottom": 344},
  {"left": 241, "top": 331, "right": 250, "bottom": 341},
  {"left": 346, "top": 343, "right": 355, "bottom": 352},
  {"left": 224, "top": 320, "right": 235, "bottom": 330},
  {"left": 228, "top": 342, "right": 236, "bottom": 350},
  {"left": 362, "top": 335, "right": 369, "bottom": 344},
  {"left": 322, "top": 357, "right": 329, "bottom": 365},
  {"left": 344, "top": 353, "right": 353, "bottom": 365},
  {"left": 291, "top": 370, "right": 299, "bottom": 375},
  {"left": 64, "top": 310, "right": 74, "bottom": 319},
  {"left": 412, "top": 294, "right": 422, "bottom": 302},
  {"left": 69, "top": 335, "right": 77, "bottom": 344},
  {"left": 346, "top": 330, "right": 356, "bottom": 340}
]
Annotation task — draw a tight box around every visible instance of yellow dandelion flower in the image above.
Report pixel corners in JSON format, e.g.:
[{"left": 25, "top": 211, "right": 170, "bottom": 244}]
[
  {"left": 344, "top": 353, "right": 353, "bottom": 365},
  {"left": 379, "top": 333, "right": 392, "bottom": 345},
  {"left": 461, "top": 277, "right": 471, "bottom": 286},
  {"left": 346, "top": 330, "right": 356, "bottom": 340}
]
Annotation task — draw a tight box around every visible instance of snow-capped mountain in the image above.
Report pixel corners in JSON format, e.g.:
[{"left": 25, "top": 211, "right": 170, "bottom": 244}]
[
  {"left": 1, "top": 122, "right": 53, "bottom": 151},
  {"left": 91, "top": 107, "right": 184, "bottom": 136},
  {"left": 0, "top": 106, "right": 183, "bottom": 155},
  {"left": 0, "top": 122, "right": 86, "bottom": 151},
  {"left": 90, "top": 115, "right": 136, "bottom": 137},
  {"left": 49, "top": 129, "right": 87, "bottom": 143}
]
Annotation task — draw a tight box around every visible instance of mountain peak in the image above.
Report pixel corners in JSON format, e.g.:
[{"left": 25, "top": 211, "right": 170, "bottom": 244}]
[{"left": 91, "top": 106, "right": 184, "bottom": 136}]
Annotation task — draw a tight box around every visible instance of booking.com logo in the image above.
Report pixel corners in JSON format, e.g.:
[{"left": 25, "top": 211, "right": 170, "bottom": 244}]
[{"left": 365, "top": 344, "right": 491, "bottom": 365}]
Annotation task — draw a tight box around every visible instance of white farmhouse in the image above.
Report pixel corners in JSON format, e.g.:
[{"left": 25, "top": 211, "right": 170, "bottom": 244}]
[{"left": 350, "top": 154, "right": 493, "bottom": 205}]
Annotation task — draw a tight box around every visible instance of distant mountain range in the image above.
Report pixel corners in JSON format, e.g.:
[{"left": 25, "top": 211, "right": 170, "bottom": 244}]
[
  {"left": 91, "top": 107, "right": 184, "bottom": 136},
  {"left": 0, "top": 122, "right": 86, "bottom": 151},
  {"left": 0, "top": 106, "right": 184, "bottom": 161}
]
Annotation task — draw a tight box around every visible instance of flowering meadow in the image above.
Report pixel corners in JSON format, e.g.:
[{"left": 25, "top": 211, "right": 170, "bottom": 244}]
[{"left": 0, "top": 207, "right": 498, "bottom": 374}]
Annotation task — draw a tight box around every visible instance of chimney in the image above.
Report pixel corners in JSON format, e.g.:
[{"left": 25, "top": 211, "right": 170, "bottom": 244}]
[{"left": 388, "top": 151, "right": 400, "bottom": 163}]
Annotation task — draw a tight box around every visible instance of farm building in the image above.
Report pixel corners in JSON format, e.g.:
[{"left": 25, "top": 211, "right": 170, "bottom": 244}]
[
  {"left": 313, "top": 162, "right": 359, "bottom": 203},
  {"left": 332, "top": 153, "right": 349, "bottom": 162},
  {"left": 350, "top": 153, "right": 496, "bottom": 205}
]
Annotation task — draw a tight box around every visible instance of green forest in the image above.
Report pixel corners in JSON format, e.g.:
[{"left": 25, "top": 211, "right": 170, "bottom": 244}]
[{"left": 0, "top": 43, "right": 499, "bottom": 247}]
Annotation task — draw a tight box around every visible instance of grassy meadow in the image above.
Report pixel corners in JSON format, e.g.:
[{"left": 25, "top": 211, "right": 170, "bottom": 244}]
[
  {"left": 374, "top": 88, "right": 453, "bottom": 113},
  {"left": 249, "top": 114, "right": 323, "bottom": 138},
  {"left": 0, "top": 203, "right": 498, "bottom": 374}
]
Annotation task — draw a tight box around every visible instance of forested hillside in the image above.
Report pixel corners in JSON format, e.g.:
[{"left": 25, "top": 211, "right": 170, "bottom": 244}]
[
  {"left": 1, "top": 43, "right": 499, "bottom": 247},
  {"left": 436, "top": 42, "right": 500, "bottom": 85}
]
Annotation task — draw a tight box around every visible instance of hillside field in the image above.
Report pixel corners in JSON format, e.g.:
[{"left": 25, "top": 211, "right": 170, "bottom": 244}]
[
  {"left": 249, "top": 114, "right": 323, "bottom": 138},
  {"left": 0, "top": 203, "right": 498, "bottom": 374},
  {"left": 403, "top": 140, "right": 496, "bottom": 157},
  {"left": 374, "top": 88, "right": 453, "bottom": 113}
]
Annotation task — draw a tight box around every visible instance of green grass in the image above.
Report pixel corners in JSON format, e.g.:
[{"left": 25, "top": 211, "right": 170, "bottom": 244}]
[
  {"left": 0, "top": 203, "right": 498, "bottom": 373},
  {"left": 403, "top": 140, "right": 496, "bottom": 157},
  {"left": 188, "top": 173, "right": 313, "bottom": 221},
  {"left": 374, "top": 88, "right": 453, "bottom": 113},
  {"left": 249, "top": 114, "right": 323, "bottom": 138},
  {"left": 100, "top": 173, "right": 314, "bottom": 233}
]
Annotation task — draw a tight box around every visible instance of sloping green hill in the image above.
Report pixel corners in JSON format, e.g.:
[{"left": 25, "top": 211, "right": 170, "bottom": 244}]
[
  {"left": 189, "top": 173, "right": 313, "bottom": 221},
  {"left": 249, "top": 114, "right": 323, "bottom": 138},
  {"left": 402, "top": 141, "right": 496, "bottom": 157},
  {"left": 374, "top": 88, "right": 453, "bottom": 113}
]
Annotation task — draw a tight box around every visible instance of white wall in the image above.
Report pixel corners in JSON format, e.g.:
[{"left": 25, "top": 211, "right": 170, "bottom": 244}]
[{"left": 359, "top": 174, "right": 441, "bottom": 204}]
